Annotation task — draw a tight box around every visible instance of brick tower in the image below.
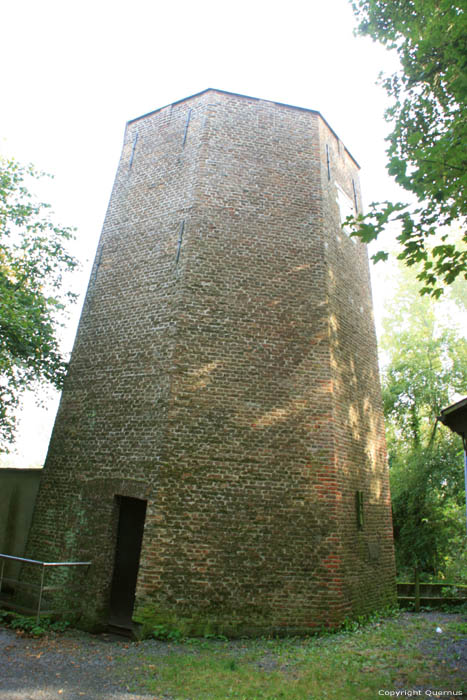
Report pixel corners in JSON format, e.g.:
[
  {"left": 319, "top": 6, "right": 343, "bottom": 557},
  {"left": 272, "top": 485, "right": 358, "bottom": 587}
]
[{"left": 25, "top": 90, "right": 396, "bottom": 632}]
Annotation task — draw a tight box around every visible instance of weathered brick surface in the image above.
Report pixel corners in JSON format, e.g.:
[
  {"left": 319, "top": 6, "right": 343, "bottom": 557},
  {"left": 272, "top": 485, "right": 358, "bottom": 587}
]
[{"left": 24, "top": 90, "right": 396, "bottom": 630}]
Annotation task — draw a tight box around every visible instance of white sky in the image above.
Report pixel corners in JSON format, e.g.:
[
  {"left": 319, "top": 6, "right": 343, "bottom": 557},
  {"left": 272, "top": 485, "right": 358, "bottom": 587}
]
[{"left": 1, "top": 0, "right": 405, "bottom": 466}]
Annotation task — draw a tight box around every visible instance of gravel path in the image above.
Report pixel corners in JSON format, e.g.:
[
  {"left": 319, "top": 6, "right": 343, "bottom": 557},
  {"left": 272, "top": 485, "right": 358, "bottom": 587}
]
[{"left": 0, "top": 628, "right": 165, "bottom": 700}]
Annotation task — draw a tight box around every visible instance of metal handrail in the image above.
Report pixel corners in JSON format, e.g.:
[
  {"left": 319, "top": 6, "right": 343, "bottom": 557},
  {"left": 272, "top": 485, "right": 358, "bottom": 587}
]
[
  {"left": 0, "top": 553, "right": 91, "bottom": 567},
  {"left": 0, "top": 553, "right": 91, "bottom": 623}
]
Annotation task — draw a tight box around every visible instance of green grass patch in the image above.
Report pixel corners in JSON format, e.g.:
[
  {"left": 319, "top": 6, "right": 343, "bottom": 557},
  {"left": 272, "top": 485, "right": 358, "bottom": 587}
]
[{"left": 120, "top": 612, "right": 466, "bottom": 699}]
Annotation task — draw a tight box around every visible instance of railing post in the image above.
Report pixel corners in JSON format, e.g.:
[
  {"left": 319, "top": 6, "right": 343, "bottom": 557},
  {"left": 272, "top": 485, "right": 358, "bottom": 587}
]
[
  {"left": 414, "top": 565, "right": 420, "bottom": 613},
  {"left": 36, "top": 565, "right": 46, "bottom": 624}
]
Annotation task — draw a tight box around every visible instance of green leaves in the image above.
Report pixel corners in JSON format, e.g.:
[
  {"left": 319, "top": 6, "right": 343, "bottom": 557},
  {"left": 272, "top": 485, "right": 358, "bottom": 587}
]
[
  {"left": 380, "top": 259, "right": 467, "bottom": 576},
  {"left": 0, "top": 157, "right": 78, "bottom": 449},
  {"left": 390, "top": 435, "right": 465, "bottom": 574},
  {"left": 349, "top": 0, "right": 467, "bottom": 295}
]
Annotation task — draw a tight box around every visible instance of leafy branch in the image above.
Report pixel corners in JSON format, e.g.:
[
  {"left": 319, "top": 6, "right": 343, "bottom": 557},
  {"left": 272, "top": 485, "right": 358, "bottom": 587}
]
[
  {"left": 0, "top": 157, "right": 78, "bottom": 449},
  {"left": 349, "top": 0, "right": 467, "bottom": 295}
]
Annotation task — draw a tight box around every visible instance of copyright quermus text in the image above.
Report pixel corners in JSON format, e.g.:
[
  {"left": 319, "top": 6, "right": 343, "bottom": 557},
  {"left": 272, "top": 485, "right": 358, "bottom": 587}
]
[{"left": 378, "top": 691, "right": 463, "bottom": 697}]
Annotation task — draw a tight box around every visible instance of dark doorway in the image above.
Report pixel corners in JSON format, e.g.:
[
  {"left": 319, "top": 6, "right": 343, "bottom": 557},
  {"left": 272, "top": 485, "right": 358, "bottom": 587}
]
[{"left": 109, "top": 496, "right": 147, "bottom": 628}]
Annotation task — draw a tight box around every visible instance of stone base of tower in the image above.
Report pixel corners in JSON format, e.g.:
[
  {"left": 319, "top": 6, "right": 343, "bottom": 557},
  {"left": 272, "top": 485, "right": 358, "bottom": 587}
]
[
  {"left": 26, "top": 462, "right": 396, "bottom": 636},
  {"left": 129, "top": 587, "right": 397, "bottom": 639}
]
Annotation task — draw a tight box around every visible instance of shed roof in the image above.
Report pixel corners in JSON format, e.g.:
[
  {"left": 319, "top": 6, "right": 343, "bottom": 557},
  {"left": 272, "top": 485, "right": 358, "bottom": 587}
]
[{"left": 438, "top": 397, "right": 467, "bottom": 440}]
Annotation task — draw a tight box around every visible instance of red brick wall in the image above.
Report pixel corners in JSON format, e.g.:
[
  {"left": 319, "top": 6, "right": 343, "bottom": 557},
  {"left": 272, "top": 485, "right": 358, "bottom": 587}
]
[{"left": 318, "top": 118, "right": 396, "bottom": 616}]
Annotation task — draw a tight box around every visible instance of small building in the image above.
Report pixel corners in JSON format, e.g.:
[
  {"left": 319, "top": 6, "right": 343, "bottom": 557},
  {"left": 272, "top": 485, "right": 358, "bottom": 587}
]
[
  {"left": 439, "top": 396, "right": 467, "bottom": 535},
  {"left": 439, "top": 397, "right": 467, "bottom": 446}
]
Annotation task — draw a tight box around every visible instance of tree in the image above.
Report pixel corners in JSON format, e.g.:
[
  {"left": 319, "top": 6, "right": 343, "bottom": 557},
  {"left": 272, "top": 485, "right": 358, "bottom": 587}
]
[
  {"left": 380, "top": 260, "right": 467, "bottom": 578},
  {"left": 390, "top": 434, "right": 465, "bottom": 576},
  {"left": 0, "top": 157, "right": 78, "bottom": 449},
  {"left": 349, "top": 0, "right": 467, "bottom": 296}
]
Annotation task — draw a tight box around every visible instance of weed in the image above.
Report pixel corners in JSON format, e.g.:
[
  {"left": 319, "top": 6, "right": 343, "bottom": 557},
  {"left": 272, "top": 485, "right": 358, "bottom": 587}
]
[
  {"left": 334, "top": 605, "right": 400, "bottom": 636},
  {"left": 133, "top": 603, "right": 257, "bottom": 641},
  {"left": 0, "top": 609, "right": 70, "bottom": 637},
  {"left": 450, "top": 621, "right": 467, "bottom": 636}
]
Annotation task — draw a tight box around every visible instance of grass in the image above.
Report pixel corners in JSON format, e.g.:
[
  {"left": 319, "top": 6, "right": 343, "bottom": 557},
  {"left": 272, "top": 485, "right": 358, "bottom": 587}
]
[{"left": 120, "top": 612, "right": 466, "bottom": 699}]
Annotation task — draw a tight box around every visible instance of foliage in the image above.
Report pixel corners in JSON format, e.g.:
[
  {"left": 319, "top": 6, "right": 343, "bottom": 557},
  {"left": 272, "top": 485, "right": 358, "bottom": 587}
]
[
  {"left": 0, "top": 157, "right": 77, "bottom": 448},
  {"left": 381, "top": 263, "right": 467, "bottom": 446},
  {"left": 349, "top": 0, "right": 467, "bottom": 295},
  {"left": 0, "top": 609, "right": 69, "bottom": 637},
  {"left": 380, "top": 260, "right": 467, "bottom": 576},
  {"left": 442, "top": 525, "right": 467, "bottom": 583},
  {"left": 390, "top": 435, "right": 465, "bottom": 575},
  {"left": 338, "top": 606, "right": 399, "bottom": 633}
]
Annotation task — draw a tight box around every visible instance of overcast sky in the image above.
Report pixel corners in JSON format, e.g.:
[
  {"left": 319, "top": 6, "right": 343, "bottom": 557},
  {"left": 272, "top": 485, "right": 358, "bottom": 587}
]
[{"left": 1, "top": 0, "right": 404, "bottom": 465}]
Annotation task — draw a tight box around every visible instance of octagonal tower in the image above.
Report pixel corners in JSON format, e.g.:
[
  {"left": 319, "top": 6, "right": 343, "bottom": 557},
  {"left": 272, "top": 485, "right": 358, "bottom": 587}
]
[{"left": 25, "top": 90, "right": 396, "bottom": 632}]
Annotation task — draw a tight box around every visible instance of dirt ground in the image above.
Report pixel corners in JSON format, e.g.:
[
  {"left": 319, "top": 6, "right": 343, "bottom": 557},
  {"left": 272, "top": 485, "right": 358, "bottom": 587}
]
[
  {"left": 0, "top": 626, "right": 160, "bottom": 700},
  {"left": 0, "top": 611, "right": 465, "bottom": 699}
]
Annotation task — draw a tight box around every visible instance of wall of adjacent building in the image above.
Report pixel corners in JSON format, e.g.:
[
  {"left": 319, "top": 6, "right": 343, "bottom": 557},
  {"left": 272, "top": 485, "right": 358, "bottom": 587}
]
[{"left": 0, "top": 468, "right": 42, "bottom": 584}]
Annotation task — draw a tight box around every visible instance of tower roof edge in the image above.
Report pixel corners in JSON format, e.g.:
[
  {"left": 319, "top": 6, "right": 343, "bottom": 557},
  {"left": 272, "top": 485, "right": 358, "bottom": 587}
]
[{"left": 127, "top": 88, "right": 360, "bottom": 169}]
